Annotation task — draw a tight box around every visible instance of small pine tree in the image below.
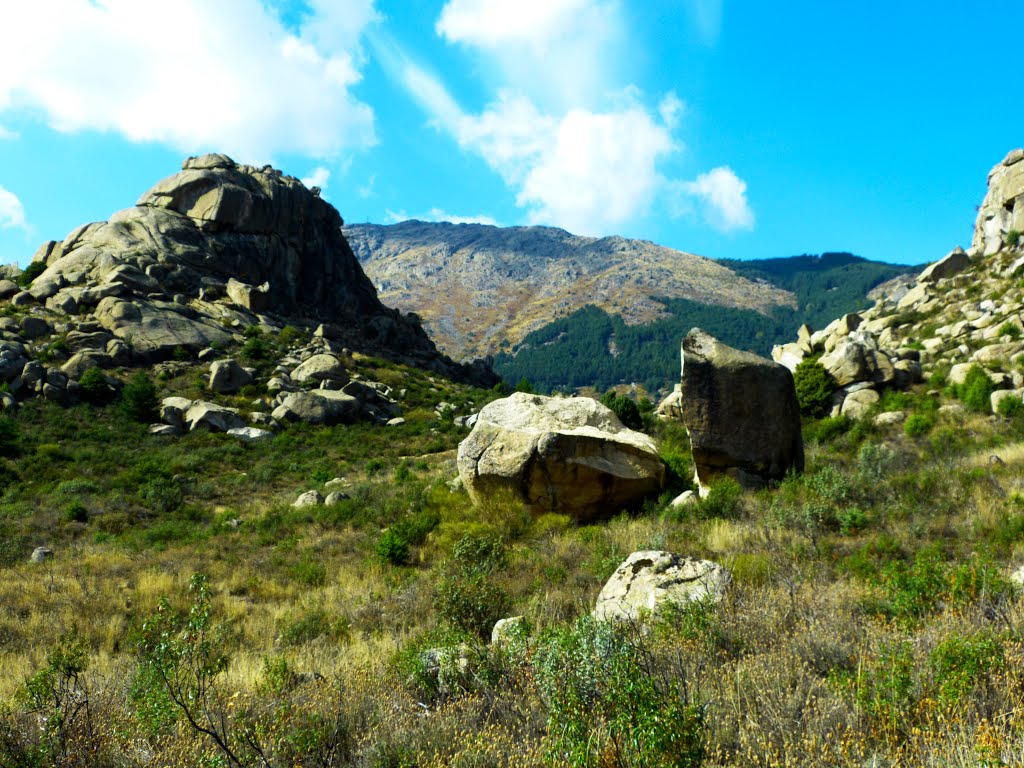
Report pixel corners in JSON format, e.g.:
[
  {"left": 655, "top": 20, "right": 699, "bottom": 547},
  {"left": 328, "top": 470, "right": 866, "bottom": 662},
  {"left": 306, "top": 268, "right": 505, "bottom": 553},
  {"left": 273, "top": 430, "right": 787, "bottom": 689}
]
[
  {"left": 793, "top": 358, "right": 836, "bottom": 419},
  {"left": 121, "top": 372, "right": 159, "bottom": 423}
]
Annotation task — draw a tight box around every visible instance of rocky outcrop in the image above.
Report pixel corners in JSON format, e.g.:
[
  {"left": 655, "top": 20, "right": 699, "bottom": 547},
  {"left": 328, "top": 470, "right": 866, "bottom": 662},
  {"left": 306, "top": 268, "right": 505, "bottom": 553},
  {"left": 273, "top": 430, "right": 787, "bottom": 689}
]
[
  {"left": 456, "top": 392, "right": 664, "bottom": 521},
  {"left": 12, "top": 154, "right": 495, "bottom": 387},
  {"left": 973, "top": 149, "right": 1024, "bottom": 256},
  {"left": 679, "top": 329, "right": 803, "bottom": 492},
  {"left": 593, "top": 551, "right": 729, "bottom": 623},
  {"left": 771, "top": 149, "right": 1024, "bottom": 419}
]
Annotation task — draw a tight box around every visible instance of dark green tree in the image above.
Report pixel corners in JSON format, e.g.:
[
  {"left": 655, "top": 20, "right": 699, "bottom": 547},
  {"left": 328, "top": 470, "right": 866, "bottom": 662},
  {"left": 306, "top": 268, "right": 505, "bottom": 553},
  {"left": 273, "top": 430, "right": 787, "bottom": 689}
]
[
  {"left": 793, "top": 358, "right": 836, "bottom": 419},
  {"left": 122, "top": 372, "right": 159, "bottom": 423}
]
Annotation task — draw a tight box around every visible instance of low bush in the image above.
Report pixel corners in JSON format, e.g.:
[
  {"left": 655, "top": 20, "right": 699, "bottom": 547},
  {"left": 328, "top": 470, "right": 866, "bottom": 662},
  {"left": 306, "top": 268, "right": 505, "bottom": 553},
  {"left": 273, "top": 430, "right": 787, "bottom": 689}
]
[{"left": 793, "top": 358, "right": 837, "bottom": 419}]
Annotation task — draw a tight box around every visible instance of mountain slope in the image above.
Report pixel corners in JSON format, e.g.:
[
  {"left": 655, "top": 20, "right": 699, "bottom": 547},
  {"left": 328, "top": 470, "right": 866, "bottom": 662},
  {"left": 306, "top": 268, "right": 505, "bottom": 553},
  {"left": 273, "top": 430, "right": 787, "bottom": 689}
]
[
  {"left": 346, "top": 218, "right": 913, "bottom": 392},
  {"left": 344, "top": 221, "right": 795, "bottom": 360}
]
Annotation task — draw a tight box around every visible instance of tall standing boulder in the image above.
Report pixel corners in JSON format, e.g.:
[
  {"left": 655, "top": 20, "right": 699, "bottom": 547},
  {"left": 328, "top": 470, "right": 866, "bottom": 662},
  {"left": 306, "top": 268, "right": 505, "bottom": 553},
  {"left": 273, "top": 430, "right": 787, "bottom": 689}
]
[
  {"left": 456, "top": 392, "right": 664, "bottom": 521},
  {"left": 679, "top": 328, "right": 803, "bottom": 492}
]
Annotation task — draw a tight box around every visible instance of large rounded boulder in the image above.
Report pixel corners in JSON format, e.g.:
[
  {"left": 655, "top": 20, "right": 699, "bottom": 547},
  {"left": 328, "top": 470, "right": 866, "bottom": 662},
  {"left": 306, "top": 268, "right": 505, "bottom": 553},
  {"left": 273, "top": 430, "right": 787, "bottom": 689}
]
[{"left": 456, "top": 392, "right": 664, "bottom": 521}]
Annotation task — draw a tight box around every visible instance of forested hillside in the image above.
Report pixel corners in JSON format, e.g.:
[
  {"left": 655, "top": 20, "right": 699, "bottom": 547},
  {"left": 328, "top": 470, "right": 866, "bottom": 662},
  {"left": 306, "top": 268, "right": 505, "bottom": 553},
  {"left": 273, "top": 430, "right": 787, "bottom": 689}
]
[{"left": 495, "top": 253, "right": 914, "bottom": 393}]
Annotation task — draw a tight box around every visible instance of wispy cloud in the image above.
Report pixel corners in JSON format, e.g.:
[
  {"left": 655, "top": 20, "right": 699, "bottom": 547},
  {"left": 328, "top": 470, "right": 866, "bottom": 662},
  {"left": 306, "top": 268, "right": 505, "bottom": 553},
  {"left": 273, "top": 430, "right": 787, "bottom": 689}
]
[
  {"left": 377, "top": 1, "right": 752, "bottom": 237},
  {"left": 386, "top": 208, "right": 500, "bottom": 227},
  {"left": 678, "top": 167, "right": 755, "bottom": 233},
  {"left": 301, "top": 166, "right": 331, "bottom": 192},
  {"left": 0, "top": 185, "right": 28, "bottom": 231},
  {"left": 0, "top": 0, "right": 379, "bottom": 162}
]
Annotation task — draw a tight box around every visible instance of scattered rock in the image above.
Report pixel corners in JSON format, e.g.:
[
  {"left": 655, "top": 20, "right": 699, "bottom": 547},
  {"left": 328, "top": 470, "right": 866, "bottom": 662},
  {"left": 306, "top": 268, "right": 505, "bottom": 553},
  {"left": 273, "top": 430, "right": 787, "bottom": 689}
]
[
  {"left": 324, "top": 491, "right": 348, "bottom": 505},
  {"left": 30, "top": 547, "right": 54, "bottom": 564},
  {"left": 491, "top": 616, "right": 528, "bottom": 647},
  {"left": 593, "top": 551, "right": 730, "bottom": 623},
  {"left": 184, "top": 401, "right": 246, "bottom": 433},
  {"left": 293, "top": 490, "right": 324, "bottom": 508},
  {"left": 272, "top": 390, "right": 360, "bottom": 426},
  {"left": 873, "top": 411, "right": 906, "bottom": 427},
  {"left": 457, "top": 392, "right": 664, "bottom": 521},
  {"left": 840, "top": 388, "right": 880, "bottom": 419},
  {"left": 208, "top": 358, "right": 254, "bottom": 394},
  {"left": 678, "top": 329, "right": 803, "bottom": 493},
  {"left": 670, "top": 490, "right": 698, "bottom": 508}
]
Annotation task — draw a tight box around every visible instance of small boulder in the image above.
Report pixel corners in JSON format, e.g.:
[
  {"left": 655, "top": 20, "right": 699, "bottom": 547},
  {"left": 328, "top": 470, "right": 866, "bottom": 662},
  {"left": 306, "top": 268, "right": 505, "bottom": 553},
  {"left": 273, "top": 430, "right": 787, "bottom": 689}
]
[
  {"left": 918, "top": 247, "right": 971, "bottom": 283},
  {"left": 491, "top": 616, "right": 529, "bottom": 648},
  {"left": 293, "top": 490, "right": 324, "bottom": 508},
  {"left": 840, "top": 388, "right": 880, "bottom": 420},
  {"left": 208, "top": 358, "right": 254, "bottom": 394},
  {"left": 291, "top": 354, "right": 348, "bottom": 385},
  {"left": 31, "top": 547, "right": 54, "bottom": 564},
  {"left": 184, "top": 401, "right": 246, "bottom": 432},
  {"left": 593, "top": 551, "right": 729, "bottom": 623},
  {"left": 272, "top": 390, "right": 360, "bottom": 425}
]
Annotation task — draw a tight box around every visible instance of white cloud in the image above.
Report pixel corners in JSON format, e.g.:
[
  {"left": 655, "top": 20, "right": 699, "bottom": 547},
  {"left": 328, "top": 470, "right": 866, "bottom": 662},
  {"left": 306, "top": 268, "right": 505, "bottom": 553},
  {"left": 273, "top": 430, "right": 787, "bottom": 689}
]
[
  {"left": 436, "top": 0, "right": 621, "bottom": 108},
  {"left": 0, "top": 0, "right": 377, "bottom": 162},
  {"left": 301, "top": 166, "right": 331, "bottom": 192},
  {"left": 0, "top": 123, "right": 16, "bottom": 140},
  {"left": 0, "top": 186, "right": 27, "bottom": 231},
  {"left": 386, "top": 208, "right": 499, "bottom": 227},
  {"left": 681, "top": 167, "right": 755, "bottom": 232}
]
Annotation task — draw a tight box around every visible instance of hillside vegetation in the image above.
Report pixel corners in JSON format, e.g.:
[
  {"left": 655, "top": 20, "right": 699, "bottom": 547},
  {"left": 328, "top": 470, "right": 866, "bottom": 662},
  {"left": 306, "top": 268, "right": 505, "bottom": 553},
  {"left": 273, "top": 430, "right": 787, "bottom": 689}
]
[
  {"left": 497, "top": 253, "right": 911, "bottom": 393},
  {"left": 2, "top": 348, "right": 1024, "bottom": 766}
]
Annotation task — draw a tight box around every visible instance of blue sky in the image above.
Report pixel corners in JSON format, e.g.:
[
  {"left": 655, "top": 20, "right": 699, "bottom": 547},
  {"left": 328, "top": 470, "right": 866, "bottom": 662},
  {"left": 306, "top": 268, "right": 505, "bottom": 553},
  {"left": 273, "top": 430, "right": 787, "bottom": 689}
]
[{"left": 1, "top": 1, "right": 1022, "bottom": 268}]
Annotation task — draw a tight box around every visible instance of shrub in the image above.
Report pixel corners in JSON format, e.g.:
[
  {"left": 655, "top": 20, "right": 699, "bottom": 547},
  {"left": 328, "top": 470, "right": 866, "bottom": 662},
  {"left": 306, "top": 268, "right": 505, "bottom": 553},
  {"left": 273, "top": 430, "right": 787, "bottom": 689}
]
[
  {"left": 929, "top": 631, "right": 1004, "bottom": 714},
  {"left": 996, "top": 394, "right": 1024, "bottom": 418},
  {"left": 803, "top": 414, "right": 851, "bottom": 444},
  {"left": 376, "top": 529, "right": 410, "bottom": 566},
  {"left": 953, "top": 365, "right": 997, "bottom": 412},
  {"left": 435, "top": 534, "right": 510, "bottom": 641},
  {"left": 16, "top": 261, "right": 45, "bottom": 287},
  {"left": 534, "top": 616, "right": 706, "bottom": 767},
  {"left": 1007, "top": 229, "right": 1021, "bottom": 247},
  {"left": 64, "top": 500, "right": 89, "bottom": 524},
  {"left": 855, "top": 639, "right": 917, "bottom": 741},
  {"left": 600, "top": 391, "right": 644, "bottom": 431},
  {"left": 121, "top": 372, "right": 159, "bottom": 423},
  {"left": 793, "top": 358, "right": 836, "bottom": 419},
  {"left": 696, "top": 475, "right": 744, "bottom": 519},
  {"left": 78, "top": 367, "right": 112, "bottom": 404},
  {"left": 998, "top": 321, "right": 1022, "bottom": 340},
  {"left": 904, "top": 412, "right": 935, "bottom": 437}
]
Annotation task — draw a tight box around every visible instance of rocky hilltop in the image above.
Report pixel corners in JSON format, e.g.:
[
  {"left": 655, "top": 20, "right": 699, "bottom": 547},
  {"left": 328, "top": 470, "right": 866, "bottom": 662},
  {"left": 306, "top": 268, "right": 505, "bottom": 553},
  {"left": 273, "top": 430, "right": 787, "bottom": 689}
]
[
  {"left": 0, "top": 155, "right": 495, "bottom": 397},
  {"left": 345, "top": 220, "right": 795, "bottom": 360},
  {"left": 771, "top": 148, "right": 1024, "bottom": 419}
]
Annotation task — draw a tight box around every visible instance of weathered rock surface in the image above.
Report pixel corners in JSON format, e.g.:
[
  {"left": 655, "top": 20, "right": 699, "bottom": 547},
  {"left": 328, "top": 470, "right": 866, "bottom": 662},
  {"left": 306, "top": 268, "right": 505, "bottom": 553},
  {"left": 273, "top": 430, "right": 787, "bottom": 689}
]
[
  {"left": 679, "top": 329, "right": 803, "bottom": 492},
  {"left": 456, "top": 392, "right": 664, "bottom": 521},
  {"left": 13, "top": 154, "right": 495, "bottom": 385},
  {"left": 208, "top": 359, "right": 253, "bottom": 394},
  {"left": 271, "top": 390, "right": 360, "bottom": 426},
  {"left": 593, "top": 551, "right": 729, "bottom": 623}
]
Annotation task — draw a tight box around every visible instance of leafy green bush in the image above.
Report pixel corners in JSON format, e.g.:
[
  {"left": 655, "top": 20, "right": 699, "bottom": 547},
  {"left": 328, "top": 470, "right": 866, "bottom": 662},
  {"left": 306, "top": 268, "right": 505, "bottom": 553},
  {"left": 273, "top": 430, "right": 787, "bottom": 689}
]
[
  {"left": 16, "top": 261, "right": 45, "bottom": 287},
  {"left": 803, "top": 414, "right": 851, "bottom": 444},
  {"left": 121, "top": 372, "right": 159, "bottom": 423},
  {"left": 600, "top": 391, "right": 644, "bottom": 430},
  {"left": 376, "top": 529, "right": 410, "bottom": 566},
  {"left": 793, "top": 358, "right": 836, "bottom": 419},
  {"left": 951, "top": 365, "right": 996, "bottom": 412},
  {"left": 435, "top": 534, "right": 510, "bottom": 640},
  {"left": 904, "top": 412, "right": 935, "bottom": 437},
  {"left": 996, "top": 394, "right": 1024, "bottom": 418},
  {"left": 534, "top": 616, "right": 706, "bottom": 767},
  {"left": 1007, "top": 229, "right": 1021, "bottom": 247},
  {"left": 64, "top": 500, "right": 89, "bottom": 524},
  {"left": 855, "top": 639, "right": 916, "bottom": 741},
  {"left": 929, "top": 631, "right": 1004, "bottom": 713},
  {"left": 697, "top": 476, "right": 743, "bottom": 519},
  {"left": 78, "top": 367, "right": 112, "bottom": 405}
]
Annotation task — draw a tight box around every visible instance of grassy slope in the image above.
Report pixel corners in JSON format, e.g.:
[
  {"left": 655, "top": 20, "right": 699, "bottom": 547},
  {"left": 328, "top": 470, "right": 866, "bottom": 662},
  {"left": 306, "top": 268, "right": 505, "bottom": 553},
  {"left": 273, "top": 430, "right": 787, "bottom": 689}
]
[
  {"left": 2, "top": 367, "right": 1024, "bottom": 765},
  {"left": 495, "top": 253, "right": 915, "bottom": 393}
]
